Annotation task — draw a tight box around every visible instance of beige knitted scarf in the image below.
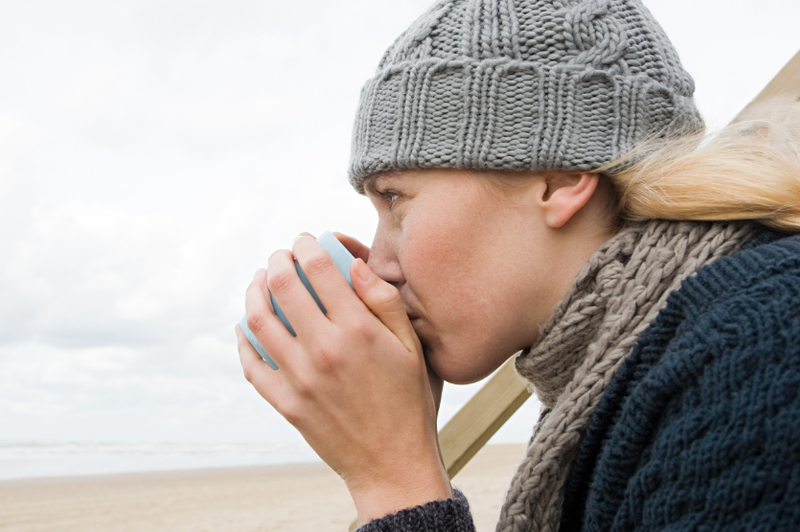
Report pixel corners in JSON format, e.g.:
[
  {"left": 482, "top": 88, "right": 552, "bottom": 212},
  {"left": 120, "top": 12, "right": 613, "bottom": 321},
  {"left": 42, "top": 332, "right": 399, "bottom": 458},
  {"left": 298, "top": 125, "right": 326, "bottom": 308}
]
[{"left": 495, "top": 219, "right": 758, "bottom": 532}]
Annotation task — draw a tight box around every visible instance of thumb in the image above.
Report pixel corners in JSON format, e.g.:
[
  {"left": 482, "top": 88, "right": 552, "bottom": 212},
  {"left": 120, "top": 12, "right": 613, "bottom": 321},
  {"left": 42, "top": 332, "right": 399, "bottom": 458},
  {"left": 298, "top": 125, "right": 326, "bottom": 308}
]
[{"left": 350, "top": 258, "right": 420, "bottom": 354}]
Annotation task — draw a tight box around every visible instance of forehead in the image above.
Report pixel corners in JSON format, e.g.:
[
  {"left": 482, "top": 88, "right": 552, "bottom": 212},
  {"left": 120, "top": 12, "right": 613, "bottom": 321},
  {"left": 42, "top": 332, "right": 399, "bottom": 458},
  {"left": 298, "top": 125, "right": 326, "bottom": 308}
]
[
  {"left": 364, "top": 170, "right": 436, "bottom": 195},
  {"left": 367, "top": 170, "right": 532, "bottom": 217},
  {"left": 365, "top": 172, "right": 403, "bottom": 191},
  {"left": 365, "top": 168, "right": 482, "bottom": 193},
  {"left": 365, "top": 168, "right": 548, "bottom": 206}
]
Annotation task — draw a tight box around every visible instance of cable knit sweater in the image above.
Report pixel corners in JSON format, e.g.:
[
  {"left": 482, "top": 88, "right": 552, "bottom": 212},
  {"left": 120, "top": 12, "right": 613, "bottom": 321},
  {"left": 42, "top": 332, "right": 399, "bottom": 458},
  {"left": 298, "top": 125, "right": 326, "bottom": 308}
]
[{"left": 360, "top": 231, "right": 800, "bottom": 532}]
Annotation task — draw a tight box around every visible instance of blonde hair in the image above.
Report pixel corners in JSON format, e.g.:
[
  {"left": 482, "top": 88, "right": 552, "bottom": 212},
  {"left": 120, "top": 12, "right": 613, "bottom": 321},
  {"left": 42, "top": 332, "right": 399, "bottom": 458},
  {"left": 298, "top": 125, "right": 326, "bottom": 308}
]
[{"left": 600, "top": 98, "right": 800, "bottom": 232}]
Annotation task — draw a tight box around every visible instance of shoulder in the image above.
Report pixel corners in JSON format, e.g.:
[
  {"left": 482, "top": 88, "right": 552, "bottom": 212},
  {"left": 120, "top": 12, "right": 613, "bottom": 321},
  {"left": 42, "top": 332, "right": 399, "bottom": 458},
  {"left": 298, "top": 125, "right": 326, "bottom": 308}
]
[
  {"left": 562, "top": 231, "right": 800, "bottom": 532},
  {"left": 671, "top": 230, "right": 800, "bottom": 323},
  {"left": 597, "top": 231, "right": 800, "bottom": 435},
  {"left": 619, "top": 231, "right": 800, "bottom": 385},
  {"left": 662, "top": 230, "right": 800, "bottom": 369}
]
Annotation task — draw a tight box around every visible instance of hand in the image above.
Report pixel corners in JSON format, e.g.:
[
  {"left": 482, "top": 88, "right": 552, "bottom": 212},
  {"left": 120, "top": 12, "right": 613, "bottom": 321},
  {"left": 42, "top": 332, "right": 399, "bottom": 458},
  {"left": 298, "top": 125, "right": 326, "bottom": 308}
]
[
  {"left": 236, "top": 234, "right": 452, "bottom": 522},
  {"left": 334, "top": 232, "right": 444, "bottom": 413}
]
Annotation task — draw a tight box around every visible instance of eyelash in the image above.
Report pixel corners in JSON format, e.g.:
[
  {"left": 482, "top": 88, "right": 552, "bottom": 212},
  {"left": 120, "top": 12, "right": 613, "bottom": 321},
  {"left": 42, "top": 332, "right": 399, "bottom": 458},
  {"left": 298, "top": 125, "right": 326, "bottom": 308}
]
[{"left": 379, "top": 190, "right": 402, "bottom": 208}]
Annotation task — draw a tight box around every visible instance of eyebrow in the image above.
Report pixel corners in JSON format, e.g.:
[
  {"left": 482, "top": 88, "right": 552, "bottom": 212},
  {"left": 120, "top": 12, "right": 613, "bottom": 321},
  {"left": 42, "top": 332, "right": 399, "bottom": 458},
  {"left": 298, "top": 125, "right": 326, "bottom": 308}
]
[
  {"left": 364, "top": 171, "right": 402, "bottom": 195},
  {"left": 363, "top": 177, "right": 380, "bottom": 196}
]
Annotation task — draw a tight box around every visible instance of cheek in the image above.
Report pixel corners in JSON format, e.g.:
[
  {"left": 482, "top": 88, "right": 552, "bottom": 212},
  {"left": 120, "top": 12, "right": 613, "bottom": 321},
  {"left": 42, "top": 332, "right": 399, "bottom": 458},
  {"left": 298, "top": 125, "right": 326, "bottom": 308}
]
[
  {"left": 402, "top": 186, "right": 532, "bottom": 315},
  {"left": 403, "top": 214, "right": 480, "bottom": 307},
  {"left": 404, "top": 220, "right": 545, "bottom": 382}
]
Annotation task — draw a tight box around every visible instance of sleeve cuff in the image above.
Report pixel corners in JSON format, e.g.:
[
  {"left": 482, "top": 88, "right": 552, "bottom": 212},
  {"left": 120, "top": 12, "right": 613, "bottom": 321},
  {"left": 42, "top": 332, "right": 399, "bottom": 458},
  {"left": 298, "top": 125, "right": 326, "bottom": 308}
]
[{"left": 357, "top": 489, "right": 476, "bottom": 532}]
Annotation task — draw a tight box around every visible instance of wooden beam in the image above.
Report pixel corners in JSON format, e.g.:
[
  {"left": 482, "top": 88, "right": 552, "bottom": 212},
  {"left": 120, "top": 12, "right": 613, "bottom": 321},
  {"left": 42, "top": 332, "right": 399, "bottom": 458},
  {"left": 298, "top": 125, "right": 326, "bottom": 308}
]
[
  {"left": 438, "top": 356, "right": 532, "bottom": 479},
  {"left": 733, "top": 49, "right": 800, "bottom": 123}
]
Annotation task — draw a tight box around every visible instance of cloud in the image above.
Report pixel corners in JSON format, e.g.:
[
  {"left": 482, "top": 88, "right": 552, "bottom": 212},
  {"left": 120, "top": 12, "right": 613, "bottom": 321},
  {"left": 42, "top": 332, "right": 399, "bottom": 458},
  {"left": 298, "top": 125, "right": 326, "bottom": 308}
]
[{"left": 0, "top": 0, "right": 798, "bottom": 448}]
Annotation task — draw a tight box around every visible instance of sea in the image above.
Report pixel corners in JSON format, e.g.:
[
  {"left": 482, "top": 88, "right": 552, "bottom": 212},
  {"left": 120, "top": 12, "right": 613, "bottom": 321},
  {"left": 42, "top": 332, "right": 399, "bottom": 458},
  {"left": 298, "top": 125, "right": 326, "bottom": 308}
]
[{"left": 0, "top": 442, "right": 320, "bottom": 481}]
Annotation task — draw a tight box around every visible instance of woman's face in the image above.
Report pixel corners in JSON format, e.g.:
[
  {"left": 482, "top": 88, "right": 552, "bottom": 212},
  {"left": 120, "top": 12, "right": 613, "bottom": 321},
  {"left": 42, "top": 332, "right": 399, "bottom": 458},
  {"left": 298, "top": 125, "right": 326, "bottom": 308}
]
[{"left": 365, "top": 169, "right": 576, "bottom": 384}]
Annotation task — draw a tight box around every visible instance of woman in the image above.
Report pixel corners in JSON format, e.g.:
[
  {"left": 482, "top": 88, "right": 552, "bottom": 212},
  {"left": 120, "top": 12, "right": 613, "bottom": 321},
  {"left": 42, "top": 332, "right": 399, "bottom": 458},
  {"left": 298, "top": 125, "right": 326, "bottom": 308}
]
[{"left": 236, "top": 1, "right": 800, "bottom": 530}]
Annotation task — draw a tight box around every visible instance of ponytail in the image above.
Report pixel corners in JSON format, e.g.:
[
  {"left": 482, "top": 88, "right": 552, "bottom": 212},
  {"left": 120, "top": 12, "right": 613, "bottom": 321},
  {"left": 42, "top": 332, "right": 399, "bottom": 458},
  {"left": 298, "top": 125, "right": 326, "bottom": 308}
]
[{"left": 602, "top": 98, "right": 800, "bottom": 232}]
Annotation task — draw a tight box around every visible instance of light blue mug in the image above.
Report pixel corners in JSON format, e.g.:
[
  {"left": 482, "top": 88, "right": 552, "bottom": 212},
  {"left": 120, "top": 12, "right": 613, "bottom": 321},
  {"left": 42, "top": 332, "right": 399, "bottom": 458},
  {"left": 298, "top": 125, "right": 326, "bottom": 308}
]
[{"left": 240, "top": 231, "right": 356, "bottom": 369}]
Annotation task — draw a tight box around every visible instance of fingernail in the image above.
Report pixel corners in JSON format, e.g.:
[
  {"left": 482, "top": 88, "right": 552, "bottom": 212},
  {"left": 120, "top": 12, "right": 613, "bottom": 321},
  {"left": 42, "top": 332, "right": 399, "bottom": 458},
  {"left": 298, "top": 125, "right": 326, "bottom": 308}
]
[
  {"left": 354, "top": 258, "right": 373, "bottom": 283},
  {"left": 293, "top": 232, "right": 315, "bottom": 245}
]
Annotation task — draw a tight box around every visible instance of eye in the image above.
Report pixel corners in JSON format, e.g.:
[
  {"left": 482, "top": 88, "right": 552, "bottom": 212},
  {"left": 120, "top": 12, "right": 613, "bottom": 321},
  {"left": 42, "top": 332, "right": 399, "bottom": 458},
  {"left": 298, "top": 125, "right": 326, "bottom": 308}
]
[{"left": 380, "top": 189, "right": 403, "bottom": 209}]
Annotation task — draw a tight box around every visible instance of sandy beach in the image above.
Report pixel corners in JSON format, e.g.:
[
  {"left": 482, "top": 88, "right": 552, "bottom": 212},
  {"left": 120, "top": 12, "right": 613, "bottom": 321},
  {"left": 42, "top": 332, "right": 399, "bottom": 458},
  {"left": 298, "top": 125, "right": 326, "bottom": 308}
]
[{"left": 0, "top": 443, "right": 526, "bottom": 532}]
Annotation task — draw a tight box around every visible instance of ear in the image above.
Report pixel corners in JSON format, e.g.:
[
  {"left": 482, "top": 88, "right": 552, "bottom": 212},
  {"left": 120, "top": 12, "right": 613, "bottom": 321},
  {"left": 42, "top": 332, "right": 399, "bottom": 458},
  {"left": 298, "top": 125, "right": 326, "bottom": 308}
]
[{"left": 540, "top": 173, "right": 600, "bottom": 228}]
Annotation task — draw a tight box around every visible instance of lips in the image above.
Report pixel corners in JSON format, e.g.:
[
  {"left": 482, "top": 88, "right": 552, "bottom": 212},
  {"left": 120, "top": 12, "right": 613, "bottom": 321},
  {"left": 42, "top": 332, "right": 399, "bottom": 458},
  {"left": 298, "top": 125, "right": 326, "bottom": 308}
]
[
  {"left": 407, "top": 314, "right": 425, "bottom": 338},
  {"left": 402, "top": 295, "right": 423, "bottom": 327},
  {"left": 405, "top": 310, "right": 422, "bottom": 331}
]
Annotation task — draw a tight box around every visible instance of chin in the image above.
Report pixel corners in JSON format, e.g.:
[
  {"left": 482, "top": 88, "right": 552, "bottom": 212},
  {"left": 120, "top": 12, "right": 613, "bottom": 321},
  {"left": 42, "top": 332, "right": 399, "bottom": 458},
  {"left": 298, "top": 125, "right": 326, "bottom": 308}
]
[
  {"left": 424, "top": 340, "right": 519, "bottom": 384},
  {"left": 427, "top": 348, "right": 506, "bottom": 385}
]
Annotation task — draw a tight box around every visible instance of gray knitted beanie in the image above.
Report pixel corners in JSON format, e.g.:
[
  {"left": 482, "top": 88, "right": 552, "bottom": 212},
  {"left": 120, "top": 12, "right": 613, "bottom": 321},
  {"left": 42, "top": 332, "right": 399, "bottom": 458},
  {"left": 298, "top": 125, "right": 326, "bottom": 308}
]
[{"left": 349, "top": 0, "right": 703, "bottom": 192}]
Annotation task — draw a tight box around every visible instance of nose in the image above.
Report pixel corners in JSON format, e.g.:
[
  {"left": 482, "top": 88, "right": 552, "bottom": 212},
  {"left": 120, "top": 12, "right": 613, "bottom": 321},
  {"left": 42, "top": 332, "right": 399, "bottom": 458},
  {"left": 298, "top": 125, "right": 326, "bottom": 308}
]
[{"left": 367, "top": 222, "right": 404, "bottom": 287}]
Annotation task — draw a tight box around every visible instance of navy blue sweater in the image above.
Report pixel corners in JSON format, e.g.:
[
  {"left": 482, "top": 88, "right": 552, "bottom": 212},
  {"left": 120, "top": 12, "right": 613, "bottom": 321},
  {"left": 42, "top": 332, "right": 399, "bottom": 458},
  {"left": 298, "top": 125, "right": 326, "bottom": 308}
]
[
  {"left": 363, "top": 232, "right": 800, "bottom": 532},
  {"left": 560, "top": 231, "right": 800, "bottom": 532}
]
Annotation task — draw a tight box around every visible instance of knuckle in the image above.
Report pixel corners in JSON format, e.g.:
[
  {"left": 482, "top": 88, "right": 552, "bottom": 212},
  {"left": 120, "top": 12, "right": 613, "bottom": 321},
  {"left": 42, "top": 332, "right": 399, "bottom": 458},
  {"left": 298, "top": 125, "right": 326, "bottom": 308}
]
[
  {"left": 373, "top": 282, "right": 400, "bottom": 306},
  {"left": 240, "top": 354, "right": 261, "bottom": 383},
  {"left": 302, "top": 251, "right": 333, "bottom": 278},
  {"left": 292, "top": 374, "right": 314, "bottom": 398},
  {"left": 245, "top": 269, "right": 268, "bottom": 299},
  {"left": 242, "top": 364, "right": 255, "bottom": 384},
  {"left": 281, "top": 397, "right": 304, "bottom": 427},
  {"left": 246, "top": 312, "right": 266, "bottom": 335},
  {"left": 350, "top": 316, "right": 377, "bottom": 342},
  {"left": 314, "top": 345, "right": 340, "bottom": 373},
  {"left": 267, "top": 269, "right": 296, "bottom": 294}
]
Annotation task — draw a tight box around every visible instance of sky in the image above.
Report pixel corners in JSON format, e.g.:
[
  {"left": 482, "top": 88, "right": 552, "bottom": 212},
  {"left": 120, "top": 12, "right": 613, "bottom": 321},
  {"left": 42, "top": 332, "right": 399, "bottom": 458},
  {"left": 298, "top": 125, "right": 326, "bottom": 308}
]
[{"left": 1, "top": 0, "right": 799, "bottom": 447}]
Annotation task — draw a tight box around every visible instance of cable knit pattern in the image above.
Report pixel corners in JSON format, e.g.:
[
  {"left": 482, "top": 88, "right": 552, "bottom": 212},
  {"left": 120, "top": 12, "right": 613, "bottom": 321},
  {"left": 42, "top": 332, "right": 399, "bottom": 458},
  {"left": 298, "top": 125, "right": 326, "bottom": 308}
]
[
  {"left": 349, "top": 0, "right": 703, "bottom": 191},
  {"left": 560, "top": 232, "right": 800, "bottom": 531},
  {"left": 497, "top": 219, "right": 758, "bottom": 532}
]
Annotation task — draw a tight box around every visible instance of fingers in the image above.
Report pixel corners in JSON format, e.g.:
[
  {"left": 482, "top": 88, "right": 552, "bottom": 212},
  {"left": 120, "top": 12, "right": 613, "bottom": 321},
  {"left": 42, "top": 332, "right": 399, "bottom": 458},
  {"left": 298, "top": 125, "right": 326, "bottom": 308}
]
[
  {"left": 277, "top": 233, "right": 370, "bottom": 328},
  {"left": 247, "top": 233, "right": 386, "bottom": 368},
  {"left": 333, "top": 232, "right": 370, "bottom": 263},
  {"left": 235, "top": 323, "right": 290, "bottom": 405},
  {"left": 350, "top": 258, "right": 420, "bottom": 354},
  {"left": 243, "top": 268, "right": 273, "bottom": 339},
  {"left": 265, "top": 245, "right": 332, "bottom": 334},
  {"left": 244, "top": 266, "right": 295, "bottom": 368},
  {"left": 287, "top": 235, "right": 356, "bottom": 323}
]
